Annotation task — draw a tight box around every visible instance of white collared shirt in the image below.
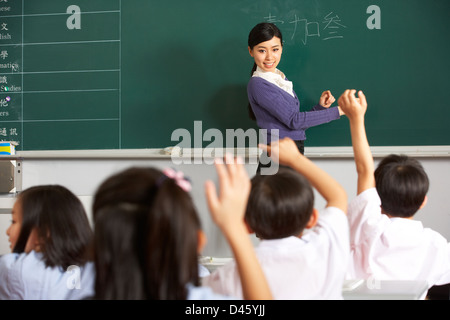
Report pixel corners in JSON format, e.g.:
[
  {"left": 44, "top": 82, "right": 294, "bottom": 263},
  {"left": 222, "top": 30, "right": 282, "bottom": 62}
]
[
  {"left": 202, "top": 206, "right": 349, "bottom": 300},
  {"left": 252, "top": 66, "right": 294, "bottom": 97},
  {"left": 0, "top": 250, "right": 95, "bottom": 300},
  {"left": 347, "top": 188, "right": 450, "bottom": 289}
]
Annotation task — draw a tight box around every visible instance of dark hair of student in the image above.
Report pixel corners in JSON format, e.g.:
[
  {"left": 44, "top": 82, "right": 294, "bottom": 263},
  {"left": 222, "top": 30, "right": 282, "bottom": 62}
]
[
  {"left": 245, "top": 168, "right": 314, "bottom": 239},
  {"left": 247, "top": 22, "right": 283, "bottom": 120},
  {"left": 92, "top": 167, "right": 201, "bottom": 300},
  {"left": 93, "top": 202, "right": 148, "bottom": 300},
  {"left": 374, "top": 154, "right": 429, "bottom": 218},
  {"left": 13, "top": 185, "right": 93, "bottom": 270}
]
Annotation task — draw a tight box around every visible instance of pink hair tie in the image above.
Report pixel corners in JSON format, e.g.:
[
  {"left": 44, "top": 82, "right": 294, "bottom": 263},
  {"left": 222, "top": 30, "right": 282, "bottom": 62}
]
[{"left": 162, "top": 168, "right": 192, "bottom": 192}]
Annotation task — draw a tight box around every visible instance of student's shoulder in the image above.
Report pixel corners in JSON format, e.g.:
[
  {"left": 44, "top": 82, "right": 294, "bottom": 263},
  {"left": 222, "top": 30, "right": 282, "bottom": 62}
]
[
  {"left": 0, "top": 252, "right": 31, "bottom": 267},
  {"left": 0, "top": 251, "right": 47, "bottom": 275},
  {"left": 318, "top": 206, "right": 348, "bottom": 229},
  {"left": 0, "top": 253, "right": 17, "bottom": 274},
  {"left": 348, "top": 188, "right": 381, "bottom": 215},
  {"left": 306, "top": 207, "right": 349, "bottom": 251},
  {"left": 355, "top": 187, "right": 379, "bottom": 200},
  {"left": 0, "top": 253, "right": 33, "bottom": 293},
  {"left": 423, "top": 225, "right": 450, "bottom": 247},
  {"left": 347, "top": 188, "right": 390, "bottom": 232}
]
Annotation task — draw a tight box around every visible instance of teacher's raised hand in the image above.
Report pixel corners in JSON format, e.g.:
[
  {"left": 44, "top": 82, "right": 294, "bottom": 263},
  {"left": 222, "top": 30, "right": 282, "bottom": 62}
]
[{"left": 319, "top": 90, "right": 336, "bottom": 108}]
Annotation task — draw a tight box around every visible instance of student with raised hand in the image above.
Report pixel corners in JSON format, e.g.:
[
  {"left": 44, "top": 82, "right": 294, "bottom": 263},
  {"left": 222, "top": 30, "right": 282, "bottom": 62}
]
[
  {"left": 338, "top": 89, "right": 450, "bottom": 292},
  {"left": 92, "top": 157, "right": 272, "bottom": 300},
  {"left": 0, "top": 185, "right": 95, "bottom": 300},
  {"left": 203, "top": 137, "right": 349, "bottom": 299},
  {"left": 205, "top": 155, "right": 272, "bottom": 300}
]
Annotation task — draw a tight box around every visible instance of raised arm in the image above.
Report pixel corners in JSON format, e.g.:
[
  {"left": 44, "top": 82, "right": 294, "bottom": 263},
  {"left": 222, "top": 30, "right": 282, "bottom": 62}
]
[
  {"left": 260, "top": 138, "right": 347, "bottom": 213},
  {"left": 205, "top": 154, "right": 272, "bottom": 300},
  {"left": 337, "top": 90, "right": 375, "bottom": 194}
]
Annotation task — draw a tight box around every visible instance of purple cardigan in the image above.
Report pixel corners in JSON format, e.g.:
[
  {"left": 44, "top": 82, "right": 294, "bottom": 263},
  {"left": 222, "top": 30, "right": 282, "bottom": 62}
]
[{"left": 247, "top": 76, "right": 340, "bottom": 144}]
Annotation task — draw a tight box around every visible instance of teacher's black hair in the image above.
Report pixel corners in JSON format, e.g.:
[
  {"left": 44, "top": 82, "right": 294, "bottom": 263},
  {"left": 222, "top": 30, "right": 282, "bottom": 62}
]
[{"left": 247, "top": 22, "right": 283, "bottom": 120}]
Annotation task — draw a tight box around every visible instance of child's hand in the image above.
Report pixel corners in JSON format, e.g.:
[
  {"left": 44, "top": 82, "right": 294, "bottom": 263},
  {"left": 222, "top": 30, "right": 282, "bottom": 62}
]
[
  {"left": 259, "top": 137, "right": 302, "bottom": 167},
  {"left": 205, "top": 154, "right": 251, "bottom": 231},
  {"left": 206, "top": 156, "right": 273, "bottom": 300},
  {"left": 337, "top": 90, "right": 367, "bottom": 120},
  {"left": 319, "top": 90, "right": 336, "bottom": 108}
]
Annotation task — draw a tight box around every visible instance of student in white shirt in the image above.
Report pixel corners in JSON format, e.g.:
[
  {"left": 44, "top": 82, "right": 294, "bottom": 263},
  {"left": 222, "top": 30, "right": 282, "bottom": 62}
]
[
  {"left": 338, "top": 89, "right": 450, "bottom": 291},
  {"left": 202, "top": 137, "right": 349, "bottom": 299}
]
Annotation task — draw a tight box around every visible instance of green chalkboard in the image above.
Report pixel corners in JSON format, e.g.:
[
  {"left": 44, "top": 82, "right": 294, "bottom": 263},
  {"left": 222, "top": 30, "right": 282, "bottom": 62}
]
[{"left": 0, "top": 0, "right": 449, "bottom": 150}]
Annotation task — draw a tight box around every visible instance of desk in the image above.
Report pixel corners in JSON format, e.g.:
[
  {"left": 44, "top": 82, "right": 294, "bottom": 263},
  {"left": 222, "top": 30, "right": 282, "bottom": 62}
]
[
  {"left": 201, "top": 258, "right": 429, "bottom": 300},
  {"left": 343, "top": 279, "right": 429, "bottom": 300}
]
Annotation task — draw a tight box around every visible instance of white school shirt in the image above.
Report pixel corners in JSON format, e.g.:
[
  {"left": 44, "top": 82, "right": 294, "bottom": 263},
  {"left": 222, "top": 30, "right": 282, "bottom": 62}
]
[
  {"left": 347, "top": 188, "right": 450, "bottom": 289},
  {"left": 202, "top": 207, "right": 349, "bottom": 300},
  {"left": 0, "top": 250, "right": 95, "bottom": 300}
]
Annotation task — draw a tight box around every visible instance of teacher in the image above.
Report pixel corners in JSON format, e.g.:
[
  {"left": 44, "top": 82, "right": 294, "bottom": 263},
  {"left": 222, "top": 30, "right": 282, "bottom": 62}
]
[{"left": 247, "top": 22, "right": 344, "bottom": 174}]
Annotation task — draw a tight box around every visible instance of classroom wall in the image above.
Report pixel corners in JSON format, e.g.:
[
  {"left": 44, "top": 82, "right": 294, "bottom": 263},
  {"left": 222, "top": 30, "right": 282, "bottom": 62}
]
[{"left": 0, "top": 153, "right": 448, "bottom": 257}]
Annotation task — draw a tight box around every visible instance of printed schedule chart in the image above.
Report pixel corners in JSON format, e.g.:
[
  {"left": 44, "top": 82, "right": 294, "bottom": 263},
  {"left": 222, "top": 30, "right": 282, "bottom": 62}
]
[{"left": 0, "top": 0, "right": 121, "bottom": 150}]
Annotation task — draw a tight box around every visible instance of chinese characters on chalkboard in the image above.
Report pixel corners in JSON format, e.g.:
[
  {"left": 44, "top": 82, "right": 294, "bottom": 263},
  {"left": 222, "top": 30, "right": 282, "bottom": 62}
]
[
  {"left": 0, "top": 1, "right": 121, "bottom": 150},
  {"left": 262, "top": 5, "right": 380, "bottom": 45},
  {"left": 0, "top": 0, "right": 19, "bottom": 145},
  {"left": 264, "top": 11, "right": 347, "bottom": 45}
]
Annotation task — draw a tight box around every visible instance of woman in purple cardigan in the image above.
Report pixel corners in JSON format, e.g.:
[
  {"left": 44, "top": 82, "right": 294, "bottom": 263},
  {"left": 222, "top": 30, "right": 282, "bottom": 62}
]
[{"left": 247, "top": 23, "right": 344, "bottom": 174}]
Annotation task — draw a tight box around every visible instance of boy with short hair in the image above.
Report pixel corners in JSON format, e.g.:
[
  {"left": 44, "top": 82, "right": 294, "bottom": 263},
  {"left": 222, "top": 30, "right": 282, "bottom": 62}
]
[
  {"left": 339, "top": 89, "right": 450, "bottom": 289},
  {"left": 202, "top": 137, "right": 349, "bottom": 299}
]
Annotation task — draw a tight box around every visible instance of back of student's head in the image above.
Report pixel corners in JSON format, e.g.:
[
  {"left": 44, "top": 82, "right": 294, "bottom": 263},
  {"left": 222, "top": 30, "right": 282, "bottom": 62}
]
[
  {"left": 92, "top": 167, "right": 201, "bottom": 300},
  {"left": 374, "top": 154, "right": 429, "bottom": 218},
  {"left": 245, "top": 168, "right": 314, "bottom": 239},
  {"left": 14, "top": 185, "right": 92, "bottom": 270}
]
